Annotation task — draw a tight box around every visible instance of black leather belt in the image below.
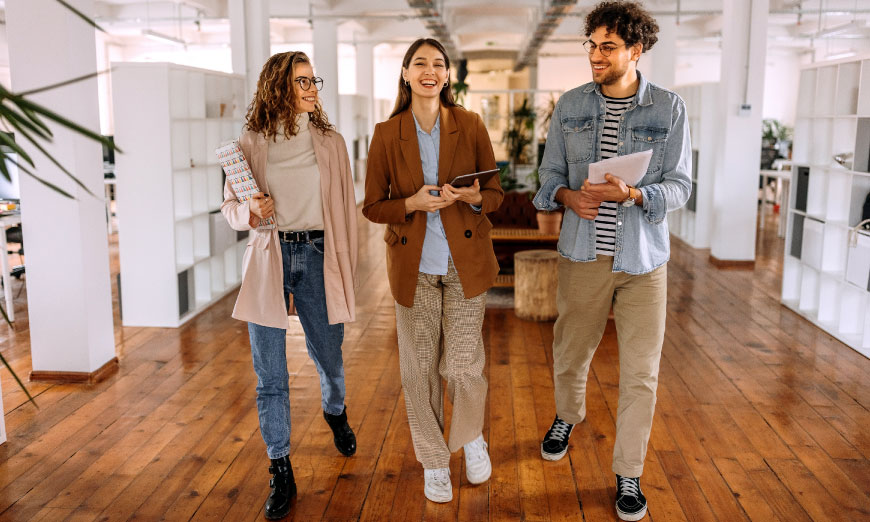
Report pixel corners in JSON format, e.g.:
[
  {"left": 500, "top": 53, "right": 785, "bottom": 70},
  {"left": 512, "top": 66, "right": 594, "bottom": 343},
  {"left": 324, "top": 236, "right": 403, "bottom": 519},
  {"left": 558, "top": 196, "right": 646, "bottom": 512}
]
[{"left": 278, "top": 230, "right": 324, "bottom": 243}]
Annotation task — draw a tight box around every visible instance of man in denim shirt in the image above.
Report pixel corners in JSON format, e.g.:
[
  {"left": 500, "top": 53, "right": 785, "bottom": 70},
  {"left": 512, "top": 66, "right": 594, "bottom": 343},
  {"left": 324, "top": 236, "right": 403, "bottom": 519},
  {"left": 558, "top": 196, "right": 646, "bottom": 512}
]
[{"left": 532, "top": 2, "right": 691, "bottom": 520}]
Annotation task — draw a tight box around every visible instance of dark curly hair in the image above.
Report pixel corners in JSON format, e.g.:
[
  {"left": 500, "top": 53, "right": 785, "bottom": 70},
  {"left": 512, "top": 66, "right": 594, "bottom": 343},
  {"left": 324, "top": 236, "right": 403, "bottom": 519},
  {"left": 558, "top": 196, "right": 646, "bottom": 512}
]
[
  {"left": 584, "top": 1, "right": 659, "bottom": 52},
  {"left": 245, "top": 51, "right": 334, "bottom": 140}
]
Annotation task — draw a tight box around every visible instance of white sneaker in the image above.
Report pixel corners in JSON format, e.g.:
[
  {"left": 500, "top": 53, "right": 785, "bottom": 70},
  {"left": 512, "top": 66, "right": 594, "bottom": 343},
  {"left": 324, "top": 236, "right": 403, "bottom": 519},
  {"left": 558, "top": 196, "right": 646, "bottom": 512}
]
[
  {"left": 424, "top": 467, "right": 453, "bottom": 503},
  {"left": 464, "top": 434, "right": 492, "bottom": 484}
]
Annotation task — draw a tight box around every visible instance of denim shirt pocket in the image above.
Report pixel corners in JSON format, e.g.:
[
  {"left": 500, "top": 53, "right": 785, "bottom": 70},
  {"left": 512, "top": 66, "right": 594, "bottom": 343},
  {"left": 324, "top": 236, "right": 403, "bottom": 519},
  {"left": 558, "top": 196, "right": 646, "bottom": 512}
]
[
  {"left": 562, "top": 117, "right": 594, "bottom": 164},
  {"left": 630, "top": 126, "right": 669, "bottom": 175}
]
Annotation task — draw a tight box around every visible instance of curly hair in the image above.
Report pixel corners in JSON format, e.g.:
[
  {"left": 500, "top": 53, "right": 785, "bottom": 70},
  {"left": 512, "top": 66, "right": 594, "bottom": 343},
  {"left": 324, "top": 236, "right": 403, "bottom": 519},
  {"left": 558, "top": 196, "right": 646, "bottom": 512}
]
[
  {"left": 585, "top": 1, "right": 659, "bottom": 52},
  {"left": 245, "top": 51, "right": 334, "bottom": 140}
]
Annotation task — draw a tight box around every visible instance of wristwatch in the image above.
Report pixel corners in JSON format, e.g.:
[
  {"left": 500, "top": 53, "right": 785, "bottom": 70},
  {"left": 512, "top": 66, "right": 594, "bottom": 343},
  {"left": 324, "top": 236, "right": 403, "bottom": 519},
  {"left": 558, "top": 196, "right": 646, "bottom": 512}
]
[{"left": 621, "top": 186, "right": 640, "bottom": 207}]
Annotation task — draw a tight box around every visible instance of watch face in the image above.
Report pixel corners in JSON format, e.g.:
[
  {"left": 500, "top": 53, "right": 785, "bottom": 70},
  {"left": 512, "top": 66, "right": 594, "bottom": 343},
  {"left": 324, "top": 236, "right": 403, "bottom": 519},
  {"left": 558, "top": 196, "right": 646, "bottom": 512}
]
[{"left": 622, "top": 198, "right": 635, "bottom": 207}]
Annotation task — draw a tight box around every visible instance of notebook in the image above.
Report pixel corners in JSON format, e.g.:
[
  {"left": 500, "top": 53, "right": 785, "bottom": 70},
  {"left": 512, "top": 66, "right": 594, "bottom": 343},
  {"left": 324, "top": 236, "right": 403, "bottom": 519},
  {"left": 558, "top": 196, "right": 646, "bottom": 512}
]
[{"left": 215, "top": 140, "right": 276, "bottom": 230}]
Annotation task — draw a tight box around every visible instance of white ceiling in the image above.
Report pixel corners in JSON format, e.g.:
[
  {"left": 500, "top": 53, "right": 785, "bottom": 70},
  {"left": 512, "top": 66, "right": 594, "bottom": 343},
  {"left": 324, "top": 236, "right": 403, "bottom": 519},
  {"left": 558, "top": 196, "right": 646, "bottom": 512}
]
[{"left": 64, "top": 0, "right": 870, "bottom": 62}]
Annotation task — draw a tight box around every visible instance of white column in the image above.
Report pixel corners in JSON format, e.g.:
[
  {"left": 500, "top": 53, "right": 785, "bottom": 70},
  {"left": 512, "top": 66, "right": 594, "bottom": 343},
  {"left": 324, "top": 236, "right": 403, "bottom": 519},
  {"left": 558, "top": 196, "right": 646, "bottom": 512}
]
[
  {"left": 356, "top": 42, "right": 374, "bottom": 137},
  {"left": 645, "top": 15, "right": 676, "bottom": 88},
  {"left": 313, "top": 19, "right": 340, "bottom": 127},
  {"left": 709, "top": 0, "right": 769, "bottom": 263},
  {"left": 229, "top": 0, "right": 269, "bottom": 101},
  {"left": 6, "top": 0, "right": 115, "bottom": 374}
]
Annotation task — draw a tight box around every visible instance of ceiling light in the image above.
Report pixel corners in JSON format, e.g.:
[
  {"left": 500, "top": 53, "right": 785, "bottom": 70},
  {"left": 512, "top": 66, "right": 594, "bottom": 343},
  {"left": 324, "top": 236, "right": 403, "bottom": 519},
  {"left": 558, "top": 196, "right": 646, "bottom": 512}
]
[
  {"left": 815, "top": 20, "right": 866, "bottom": 39},
  {"left": 142, "top": 29, "right": 186, "bottom": 46},
  {"left": 825, "top": 50, "right": 857, "bottom": 60}
]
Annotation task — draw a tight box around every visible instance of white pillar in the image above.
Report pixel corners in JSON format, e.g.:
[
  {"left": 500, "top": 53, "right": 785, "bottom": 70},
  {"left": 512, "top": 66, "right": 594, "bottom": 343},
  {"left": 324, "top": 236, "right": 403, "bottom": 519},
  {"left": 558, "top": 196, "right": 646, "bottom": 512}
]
[
  {"left": 356, "top": 42, "right": 374, "bottom": 137},
  {"left": 313, "top": 19, "right": 340, "bottom": 127},
  {"left": 709, "top": 0, "right": 769, "bottom": 264},
  {"left": 645, "top": 15, "right": 676, "bottom": 88},
  {"left": 229, "top": 0, "right": 269, "bottom": 101},
  {"left": 6, "top": 0, "right": 115, "bottom": 376}
]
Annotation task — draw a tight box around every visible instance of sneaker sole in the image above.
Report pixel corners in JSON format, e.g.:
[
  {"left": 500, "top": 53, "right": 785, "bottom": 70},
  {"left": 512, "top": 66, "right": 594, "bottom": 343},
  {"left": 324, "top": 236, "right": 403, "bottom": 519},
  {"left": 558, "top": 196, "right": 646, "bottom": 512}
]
[
  {"left": 541, "top": 445, "right": 568, "bottom": 461},
  {"left": 466, "top": 465, "right": 492, "bottom": 485},
  {"left": 424, "top": 490, "right": 453, "bottom": 503},
  {"left": 616, "top": 505, "right": 647, "bottom": 521}
]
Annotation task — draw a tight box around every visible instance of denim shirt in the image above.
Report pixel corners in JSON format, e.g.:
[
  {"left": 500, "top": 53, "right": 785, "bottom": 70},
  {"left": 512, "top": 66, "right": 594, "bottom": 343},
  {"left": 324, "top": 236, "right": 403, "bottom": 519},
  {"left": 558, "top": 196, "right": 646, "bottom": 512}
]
[
  {"left": 413, "top": 112, "right": 451, "bottom": 275},
  {"left": 533, "top": 71, "right": 692, "bottom": 275}
]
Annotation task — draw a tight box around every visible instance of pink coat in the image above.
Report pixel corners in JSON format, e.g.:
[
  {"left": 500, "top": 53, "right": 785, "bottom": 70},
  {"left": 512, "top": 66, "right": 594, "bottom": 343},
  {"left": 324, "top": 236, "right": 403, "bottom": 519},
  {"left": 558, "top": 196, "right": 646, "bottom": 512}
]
[{"left": 220, "top": 124, "right": 358, "bottom": 328}]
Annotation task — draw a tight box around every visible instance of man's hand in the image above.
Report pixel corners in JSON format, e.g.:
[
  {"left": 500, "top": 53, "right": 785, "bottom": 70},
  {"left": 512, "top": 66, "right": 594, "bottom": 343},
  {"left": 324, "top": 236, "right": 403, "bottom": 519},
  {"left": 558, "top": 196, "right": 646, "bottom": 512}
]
[
  {"left": 581, "top": 173, "right": 630, "bottom": 203},
  {"left": 557, "top": 187, "right": 603, "bottom": 220},
  {"left": 405, "top": 185, "right": 452, "bottom": 213},
  {"left": 441, "top": 179, "right": 483, "bottom": 206}
]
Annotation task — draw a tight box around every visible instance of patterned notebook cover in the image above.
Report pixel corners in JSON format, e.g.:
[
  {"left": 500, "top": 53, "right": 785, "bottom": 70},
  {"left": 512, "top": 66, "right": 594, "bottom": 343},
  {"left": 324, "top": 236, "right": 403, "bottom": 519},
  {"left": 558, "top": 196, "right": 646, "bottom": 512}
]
[{"left": 215, "top": 140, "right": 276, "bottom": 230}]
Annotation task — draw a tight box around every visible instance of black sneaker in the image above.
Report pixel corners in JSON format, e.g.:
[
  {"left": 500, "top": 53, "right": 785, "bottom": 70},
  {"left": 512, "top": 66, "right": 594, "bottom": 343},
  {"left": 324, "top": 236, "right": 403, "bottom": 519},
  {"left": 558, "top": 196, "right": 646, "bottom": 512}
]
[
  {"left": 615, "top": 474, "right": 647, "bottom": 521},
  {"left": 540, "top": 416, "right": 574, "bottom": 461}
]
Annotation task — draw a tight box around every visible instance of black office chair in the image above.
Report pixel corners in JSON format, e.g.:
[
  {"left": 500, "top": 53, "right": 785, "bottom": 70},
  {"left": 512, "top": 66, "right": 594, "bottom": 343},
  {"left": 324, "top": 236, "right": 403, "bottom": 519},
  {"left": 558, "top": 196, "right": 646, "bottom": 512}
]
[{"left": 6, "top": 225, "right": 24, "bottom": 278}]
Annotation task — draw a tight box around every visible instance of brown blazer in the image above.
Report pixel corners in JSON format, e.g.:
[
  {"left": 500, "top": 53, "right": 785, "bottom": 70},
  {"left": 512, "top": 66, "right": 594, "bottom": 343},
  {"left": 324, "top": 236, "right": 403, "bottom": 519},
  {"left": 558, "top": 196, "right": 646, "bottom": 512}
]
[
  {"left": 221, "top": 126, "right": 358, "bottom": 328},
  {"left": 363, "top": 105, "right": 504, "bottom": 307}
]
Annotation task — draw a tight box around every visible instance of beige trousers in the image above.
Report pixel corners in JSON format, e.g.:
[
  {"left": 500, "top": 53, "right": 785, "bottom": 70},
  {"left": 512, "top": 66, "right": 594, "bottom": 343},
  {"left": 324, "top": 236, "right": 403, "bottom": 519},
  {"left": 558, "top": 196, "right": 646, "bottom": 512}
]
[
  {"left": 553, "top": 255, "right": 667, "bottom": 478},
  {"left": 394, "top": 261, "right": 487, "bottom": 469}
]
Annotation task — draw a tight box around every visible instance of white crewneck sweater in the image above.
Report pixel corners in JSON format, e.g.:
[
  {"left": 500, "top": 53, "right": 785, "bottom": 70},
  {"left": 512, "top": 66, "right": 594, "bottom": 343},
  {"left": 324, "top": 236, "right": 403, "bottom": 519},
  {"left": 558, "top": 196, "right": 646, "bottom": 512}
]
[{"left": 265, "top": 112, "right": 324, "bottom": 231}]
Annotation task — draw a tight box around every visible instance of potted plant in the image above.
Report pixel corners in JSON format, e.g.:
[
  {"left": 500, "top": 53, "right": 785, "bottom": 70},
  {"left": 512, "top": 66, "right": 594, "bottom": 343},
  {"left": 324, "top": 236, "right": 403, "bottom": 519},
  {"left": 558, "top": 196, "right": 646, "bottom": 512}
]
[{"left": 529, "top": 167, "right": 562, "bottom": 235}]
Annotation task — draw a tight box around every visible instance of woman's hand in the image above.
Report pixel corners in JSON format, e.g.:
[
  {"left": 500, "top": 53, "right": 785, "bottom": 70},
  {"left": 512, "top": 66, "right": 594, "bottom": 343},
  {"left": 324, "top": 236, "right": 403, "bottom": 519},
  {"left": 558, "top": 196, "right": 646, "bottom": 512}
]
[
  {"left": 250, "top": 192, "right": 274, "bottom": 219},
  {"left": 405, "top": 185, "right": 452, "bottom": 213},
  {"left": 441, "top": 179, "right": 483, "bottom": 206}
]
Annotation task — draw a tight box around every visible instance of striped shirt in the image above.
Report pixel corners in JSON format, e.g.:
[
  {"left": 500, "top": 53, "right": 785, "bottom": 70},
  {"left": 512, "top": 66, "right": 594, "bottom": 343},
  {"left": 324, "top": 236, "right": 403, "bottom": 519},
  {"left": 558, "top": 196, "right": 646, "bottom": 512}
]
[{"left": 594, "top": 95, "right": 635, "bottom": 256}]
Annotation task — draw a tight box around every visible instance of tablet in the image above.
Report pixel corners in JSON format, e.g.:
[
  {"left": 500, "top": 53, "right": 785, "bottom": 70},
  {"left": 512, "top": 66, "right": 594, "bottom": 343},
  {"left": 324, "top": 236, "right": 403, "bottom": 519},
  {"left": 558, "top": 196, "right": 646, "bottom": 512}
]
[{"left": 448, "top": 168, "right": 499, "bottom": 188}]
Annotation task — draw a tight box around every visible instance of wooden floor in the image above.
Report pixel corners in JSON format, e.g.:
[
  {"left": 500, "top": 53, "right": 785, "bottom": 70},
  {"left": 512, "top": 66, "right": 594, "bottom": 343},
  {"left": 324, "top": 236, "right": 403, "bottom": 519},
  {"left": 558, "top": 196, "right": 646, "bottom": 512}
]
[{"left": 1, "top": 206, "right": 869, "bottom": 521}]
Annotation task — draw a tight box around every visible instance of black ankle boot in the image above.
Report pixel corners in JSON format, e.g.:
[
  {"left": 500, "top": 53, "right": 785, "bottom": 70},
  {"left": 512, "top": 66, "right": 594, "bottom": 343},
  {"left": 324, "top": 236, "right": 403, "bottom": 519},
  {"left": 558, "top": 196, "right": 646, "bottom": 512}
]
[
  {"left": 264, "top": 456, "right": 296, "bottom": 520},
  {"left": 324, "top": 406, "right": 356, "bottom": 456}
]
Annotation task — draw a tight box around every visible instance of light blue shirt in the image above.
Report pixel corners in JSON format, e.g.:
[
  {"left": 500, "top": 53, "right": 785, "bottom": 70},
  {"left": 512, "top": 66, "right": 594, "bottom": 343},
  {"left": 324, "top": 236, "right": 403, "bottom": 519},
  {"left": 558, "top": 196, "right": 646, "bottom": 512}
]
[
  {"left": 533, "top": 70, "right": 692, "bottom": 275},
  {"left": 413, "top": 112, "right": 451, "bottom": 275}
]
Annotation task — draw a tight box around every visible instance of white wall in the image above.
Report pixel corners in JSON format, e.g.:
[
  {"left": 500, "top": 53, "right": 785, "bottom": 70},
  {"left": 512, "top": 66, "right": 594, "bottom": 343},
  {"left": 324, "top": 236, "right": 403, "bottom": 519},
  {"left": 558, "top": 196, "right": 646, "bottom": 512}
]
[{"left": 537, "top": 55, "right": 590, "bottom": 92}]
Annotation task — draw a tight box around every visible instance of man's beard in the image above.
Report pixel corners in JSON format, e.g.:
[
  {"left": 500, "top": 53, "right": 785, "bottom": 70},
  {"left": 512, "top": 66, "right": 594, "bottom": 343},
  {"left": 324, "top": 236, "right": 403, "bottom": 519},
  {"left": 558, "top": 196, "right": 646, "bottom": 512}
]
[{"left": 592, "top": 61, "right": 629, "bottom": 86}]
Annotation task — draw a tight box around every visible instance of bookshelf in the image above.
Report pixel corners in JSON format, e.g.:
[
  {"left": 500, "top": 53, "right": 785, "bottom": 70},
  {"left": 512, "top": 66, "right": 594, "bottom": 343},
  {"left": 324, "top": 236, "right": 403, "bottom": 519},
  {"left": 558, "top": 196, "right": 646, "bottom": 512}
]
[
  {"left": 669, "top": 82, "right": 718, "bottom": 248},
  {"left": 781, "top": 55, "right": 870, "bottom": 358},
  {"left": 112, "top": 62, "right": 247, "bottom": 327}
]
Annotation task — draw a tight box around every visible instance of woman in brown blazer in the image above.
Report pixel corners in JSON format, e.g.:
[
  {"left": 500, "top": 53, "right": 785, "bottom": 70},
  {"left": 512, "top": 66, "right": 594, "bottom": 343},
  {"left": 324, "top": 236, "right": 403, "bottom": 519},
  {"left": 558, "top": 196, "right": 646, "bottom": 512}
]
[{"left": 363, "top": 38, "right": 504, "bottom": 503}]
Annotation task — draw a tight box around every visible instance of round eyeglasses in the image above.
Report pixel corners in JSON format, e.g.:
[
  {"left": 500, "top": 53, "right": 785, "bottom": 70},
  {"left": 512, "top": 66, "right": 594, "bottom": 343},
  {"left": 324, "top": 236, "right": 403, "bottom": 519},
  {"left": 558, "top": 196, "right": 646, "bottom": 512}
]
[
  {"left": 294, "top": 76, "right": 324, "bottom": 91},
  {"left": 582, "top": 40, "right": 626, "bottom": 57}
]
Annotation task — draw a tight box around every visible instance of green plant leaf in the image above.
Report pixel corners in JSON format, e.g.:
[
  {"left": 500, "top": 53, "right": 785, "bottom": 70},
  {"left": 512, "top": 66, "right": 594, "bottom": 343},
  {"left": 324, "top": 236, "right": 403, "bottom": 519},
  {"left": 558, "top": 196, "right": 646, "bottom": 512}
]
[
  {"left": 7, "top": 156, "right": 75, "bottom": 199},
  {"left": 0, "top": 102, "right": 53, "bottom": 141},
  {"left": 6, "top": 117, "right": 96, "bottom": 198},
  {"left": 0, "top": 126, "right": 34, "bottom": 167},
  {"left": 12, "top": 96, "right": 118, "bottom": 152},
  {"left": 17, "top": 69, "right": 110, "bottom": 98},
  {"left": 55, "top": 0, "right": 106, "bottom": 33},
  {"left": 0, "top": 349, "right": 38, "bottom": 409}
]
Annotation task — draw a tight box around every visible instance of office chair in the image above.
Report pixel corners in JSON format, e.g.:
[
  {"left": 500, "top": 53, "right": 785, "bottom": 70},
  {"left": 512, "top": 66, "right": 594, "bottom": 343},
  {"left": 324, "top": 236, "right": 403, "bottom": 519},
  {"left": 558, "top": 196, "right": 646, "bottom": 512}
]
[{"left": 6, "top": 225, "right": 24, "bottom": 279}]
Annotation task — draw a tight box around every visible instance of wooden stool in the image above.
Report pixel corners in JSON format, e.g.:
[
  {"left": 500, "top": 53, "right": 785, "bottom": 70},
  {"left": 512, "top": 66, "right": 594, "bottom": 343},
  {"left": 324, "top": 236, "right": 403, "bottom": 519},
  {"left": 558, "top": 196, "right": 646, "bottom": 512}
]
[{"left": 513, "top": 249, "right": 560, "bottom": 321}]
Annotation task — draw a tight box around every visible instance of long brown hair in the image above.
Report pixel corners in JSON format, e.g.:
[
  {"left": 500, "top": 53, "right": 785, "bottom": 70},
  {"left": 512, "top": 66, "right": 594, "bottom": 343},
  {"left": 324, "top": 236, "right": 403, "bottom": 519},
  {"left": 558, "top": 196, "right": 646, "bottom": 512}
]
[
  {"left": 389, "top": 38, "right": 459, "bottom": 119},
  {"left": 245, "top": 51, "right": 334, "bottom": 139}
]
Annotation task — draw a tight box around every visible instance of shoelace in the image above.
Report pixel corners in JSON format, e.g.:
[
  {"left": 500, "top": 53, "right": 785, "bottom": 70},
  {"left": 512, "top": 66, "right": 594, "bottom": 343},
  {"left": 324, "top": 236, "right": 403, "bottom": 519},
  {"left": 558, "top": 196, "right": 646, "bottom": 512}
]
[
  {"left": 617, "top": 476, "right": 640, "bottom": 498},
  {"left": 546, "top": 418, "right": 571, "bottom": 441},
  {"left": 429, "top": 468, "right": 450, "bottom": 485}
]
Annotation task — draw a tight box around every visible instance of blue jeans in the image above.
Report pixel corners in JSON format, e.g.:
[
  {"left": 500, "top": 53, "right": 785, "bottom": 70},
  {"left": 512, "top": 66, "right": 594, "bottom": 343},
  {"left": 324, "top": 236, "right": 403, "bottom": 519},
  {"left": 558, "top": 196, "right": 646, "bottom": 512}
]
[{"left": 248, "top": 237, "right": 346, "bottom": 459}]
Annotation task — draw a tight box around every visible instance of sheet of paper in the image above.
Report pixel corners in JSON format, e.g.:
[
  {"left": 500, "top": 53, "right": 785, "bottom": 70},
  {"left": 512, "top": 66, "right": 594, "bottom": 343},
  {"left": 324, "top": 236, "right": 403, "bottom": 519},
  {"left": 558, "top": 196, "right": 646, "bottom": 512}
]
[{"left": 587, "top": 149, "right": 653, "bottom": 185}]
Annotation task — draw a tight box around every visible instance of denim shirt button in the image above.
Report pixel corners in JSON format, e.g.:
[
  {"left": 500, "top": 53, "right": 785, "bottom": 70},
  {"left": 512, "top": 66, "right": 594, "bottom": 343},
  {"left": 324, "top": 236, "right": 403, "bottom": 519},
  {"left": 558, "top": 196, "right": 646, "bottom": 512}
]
[{"left": 617, "top": 221, "right": 623, "bottom": 226}]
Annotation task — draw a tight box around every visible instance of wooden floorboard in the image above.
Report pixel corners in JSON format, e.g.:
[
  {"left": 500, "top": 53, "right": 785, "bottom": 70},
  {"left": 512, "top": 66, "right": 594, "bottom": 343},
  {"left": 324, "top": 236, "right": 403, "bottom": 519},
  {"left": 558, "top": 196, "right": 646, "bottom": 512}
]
[{"left": 0, "top": 206, "right": 868, "bottom": 521}]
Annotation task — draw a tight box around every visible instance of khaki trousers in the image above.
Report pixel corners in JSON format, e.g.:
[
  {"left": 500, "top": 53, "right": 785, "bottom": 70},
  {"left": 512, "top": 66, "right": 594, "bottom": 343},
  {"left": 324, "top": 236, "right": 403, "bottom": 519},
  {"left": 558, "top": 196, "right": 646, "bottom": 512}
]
[
  {"left": 395, "top": 261, "right": 487, "bottom": 469},
  {"left": 553, "top": 255, "right": 667, "bottom": 478}
]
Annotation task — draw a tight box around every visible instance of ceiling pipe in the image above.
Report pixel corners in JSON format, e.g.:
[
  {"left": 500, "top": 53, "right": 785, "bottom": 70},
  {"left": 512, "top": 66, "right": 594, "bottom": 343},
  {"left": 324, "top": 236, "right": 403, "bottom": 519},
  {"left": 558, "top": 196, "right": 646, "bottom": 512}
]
[
  {"left": 407, "top": 0, "right": 462, "bottom": 60},
  {"left": 514, "top": 0, "right": 579, "bottom": 72}
]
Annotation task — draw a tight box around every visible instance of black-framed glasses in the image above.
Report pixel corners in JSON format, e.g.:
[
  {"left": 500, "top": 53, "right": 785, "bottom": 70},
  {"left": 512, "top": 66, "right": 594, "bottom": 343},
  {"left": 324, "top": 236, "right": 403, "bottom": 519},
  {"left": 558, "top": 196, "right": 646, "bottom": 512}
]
[
  {"left": 294, "top": 76, "right": 323, "bottom": 91},
  {"left": 583, "top": 40, "right": 625, "bottom": 57}
]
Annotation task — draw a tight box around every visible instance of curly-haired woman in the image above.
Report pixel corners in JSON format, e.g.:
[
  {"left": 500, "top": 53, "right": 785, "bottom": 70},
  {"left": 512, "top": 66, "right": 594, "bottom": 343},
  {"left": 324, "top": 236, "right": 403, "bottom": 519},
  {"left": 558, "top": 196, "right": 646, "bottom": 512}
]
[{"left": 220, "top": 51, "right": 358, "bottom": 520}]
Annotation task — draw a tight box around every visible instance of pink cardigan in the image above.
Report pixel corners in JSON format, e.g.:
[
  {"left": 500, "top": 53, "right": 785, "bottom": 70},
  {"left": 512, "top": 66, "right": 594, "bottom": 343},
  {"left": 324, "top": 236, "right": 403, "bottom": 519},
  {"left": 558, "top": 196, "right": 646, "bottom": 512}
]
[{"left": 221, "top": 124, "right": 358, "bottom": 328}]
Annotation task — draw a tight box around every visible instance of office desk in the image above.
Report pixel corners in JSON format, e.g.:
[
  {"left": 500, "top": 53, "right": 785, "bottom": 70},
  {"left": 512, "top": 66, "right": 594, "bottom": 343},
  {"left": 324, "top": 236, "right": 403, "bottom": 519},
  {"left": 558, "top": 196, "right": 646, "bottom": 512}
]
[{"left": 0, "top": 212, "right": 21, "bottom": 321}]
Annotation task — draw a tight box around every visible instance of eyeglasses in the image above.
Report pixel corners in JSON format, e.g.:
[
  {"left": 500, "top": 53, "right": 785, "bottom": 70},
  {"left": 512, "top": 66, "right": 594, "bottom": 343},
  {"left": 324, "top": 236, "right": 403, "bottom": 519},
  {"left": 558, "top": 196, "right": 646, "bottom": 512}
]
[
  {"left": 294, "top": 76, "right": 323, "bottom": 91},
  {"left": 582, "top": 40, "right": 626, "bottom": 57}
]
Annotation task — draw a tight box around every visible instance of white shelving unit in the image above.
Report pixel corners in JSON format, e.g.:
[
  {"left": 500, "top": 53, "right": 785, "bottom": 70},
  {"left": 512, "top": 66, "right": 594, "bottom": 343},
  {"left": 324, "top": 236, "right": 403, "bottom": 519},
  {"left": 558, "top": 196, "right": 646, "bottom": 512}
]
[
  {"left": 112, "top": 62, "right": 248, "bottom": 327},
  {"left": 782, "top": 55, "right": 870, "bottom": 358},
  {"left": 669, "top": 82, "right": 719, "bottom": 248}
]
